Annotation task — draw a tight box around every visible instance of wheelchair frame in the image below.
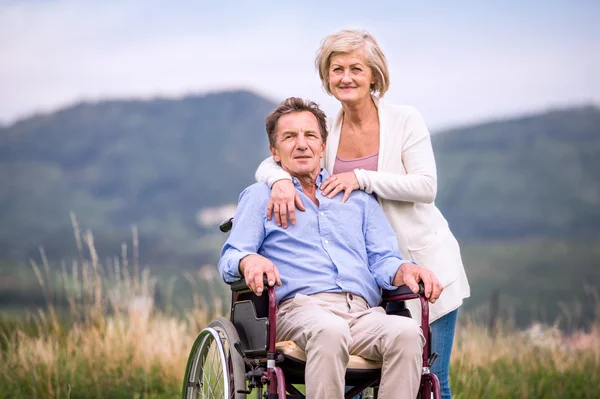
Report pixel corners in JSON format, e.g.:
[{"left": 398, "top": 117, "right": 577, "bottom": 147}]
[
  {"left": 182, "top": 217, "right": 441, "bottom": 398},
  {"left": 183, "top": 280, "right": 440, "bottom": 398}
]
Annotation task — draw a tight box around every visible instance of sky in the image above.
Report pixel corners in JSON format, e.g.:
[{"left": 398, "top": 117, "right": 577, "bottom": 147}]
[{"left": 1, "top": 0, "right": 599, "bottom": 130}]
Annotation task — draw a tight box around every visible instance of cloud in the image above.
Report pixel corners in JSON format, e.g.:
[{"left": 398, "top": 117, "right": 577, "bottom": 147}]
[{"left": 1, "top": 0, "right": 599, "bottom": 129}]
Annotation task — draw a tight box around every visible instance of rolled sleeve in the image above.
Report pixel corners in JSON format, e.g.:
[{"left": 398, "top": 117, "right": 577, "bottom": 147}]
[
  {"left": 371, "top": 258, "right": 401, "bottom": 290},
  {"left": 220, "top": 249, "right": 251, "bottom": 283}
]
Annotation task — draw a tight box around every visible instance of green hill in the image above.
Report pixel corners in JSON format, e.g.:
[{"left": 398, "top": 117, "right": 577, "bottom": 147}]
[
  {"left": 431, "top": 106, "right": 600, "bottom": 326},
  {"left": 0, "top": 90, "right": 275, "bottom": 264},
  {"left": 1, "top": 92, "right": 599, "bottom": 326},
  {"left": 434, "top": 105, "right": 600, "bottom": 239}
]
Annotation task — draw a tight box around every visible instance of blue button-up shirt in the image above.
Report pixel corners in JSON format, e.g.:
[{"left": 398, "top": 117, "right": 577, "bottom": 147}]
[{"left": 218, "top": 169, "right": 409, "bottom": 307}]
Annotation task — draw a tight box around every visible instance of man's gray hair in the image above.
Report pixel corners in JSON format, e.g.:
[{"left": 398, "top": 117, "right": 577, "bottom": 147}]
[{"left": 265, "top": 97, "right": 328, "bottom": 147}]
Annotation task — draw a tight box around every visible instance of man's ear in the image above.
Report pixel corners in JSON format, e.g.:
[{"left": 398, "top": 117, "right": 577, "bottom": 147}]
[
  {"left": 270, "top": 145, "right": 281, "bottom": 163},
  {"left": 320, "top": 141, "right": 326, "bottom": 158}
]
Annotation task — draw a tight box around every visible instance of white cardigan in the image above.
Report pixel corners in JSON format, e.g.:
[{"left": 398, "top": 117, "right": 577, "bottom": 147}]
[{"left": 256, "top": 97, "right": 470, "bottom": 322}]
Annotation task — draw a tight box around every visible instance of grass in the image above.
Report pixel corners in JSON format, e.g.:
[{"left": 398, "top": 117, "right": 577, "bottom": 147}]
[
  {"left": 0, "top": 220, "right": 599, "bottom": 398},
  {"left": 451, "top": 319, "right": 600, "bottom": 398}
]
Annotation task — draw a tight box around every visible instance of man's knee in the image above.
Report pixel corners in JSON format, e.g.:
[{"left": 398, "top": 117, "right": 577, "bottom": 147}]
[
  {"left": 307, "top": 317, "right": 351, "bottom": 352},
  {"left": 385, "top": 317, "right": 424, "bottom": 355}
]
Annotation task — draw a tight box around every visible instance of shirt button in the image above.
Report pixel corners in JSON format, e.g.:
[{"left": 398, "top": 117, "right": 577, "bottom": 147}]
[
  {"left": 324, "top": 239, "right": 329, "bottom": 244},
  {"left": 319, "top": 211, "right": 324, "bottom": 216}
]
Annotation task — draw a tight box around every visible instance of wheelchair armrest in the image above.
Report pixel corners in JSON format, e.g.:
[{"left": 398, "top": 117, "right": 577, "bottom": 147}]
[
  {"left": 382, "top": 282, "right": 425, "bottom": 301},
  {"left": 229, "top": 276, "right": 270, "bottom": 292},
  {"left": 230, "top": 279, "right": 250, "bottom": 292},
  {"left": 229, "top": 275, "right": 278, "bottom": 355}
]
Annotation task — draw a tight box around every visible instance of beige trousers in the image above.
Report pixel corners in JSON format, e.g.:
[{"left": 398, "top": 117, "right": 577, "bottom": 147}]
[{"left": 276, "top": 292, "right": 425, "bottom": 399}]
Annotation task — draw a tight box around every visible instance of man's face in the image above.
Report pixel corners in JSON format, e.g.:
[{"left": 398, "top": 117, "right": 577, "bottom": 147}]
[{"left": 270, "top": 111, "right": 325, "bottom": 178}]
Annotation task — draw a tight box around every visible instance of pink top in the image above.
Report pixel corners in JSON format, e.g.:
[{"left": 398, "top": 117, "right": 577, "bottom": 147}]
[{"left": 332, "top": 152, "right": 379, "bottom": 175}]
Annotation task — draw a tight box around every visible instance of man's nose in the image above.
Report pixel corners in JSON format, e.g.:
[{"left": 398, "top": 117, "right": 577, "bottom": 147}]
[{"left": 295, "top": 134, "right": 308, "bottom": 149}]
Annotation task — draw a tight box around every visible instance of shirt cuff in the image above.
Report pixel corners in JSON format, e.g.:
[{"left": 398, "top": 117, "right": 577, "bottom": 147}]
[
  {"left": 380, "top": 260, "right": 418, "bottom": 290},
  {"left": 375, "top": 260, "right": 402, "bottom": 290},
  {"left": 353, "top": 168, "right": 370, "bottom": 193},
  {"left": 223, "top": 251, "right": 254, "bottom": 283},
  {"left": 266, "top": 172, "right": 292, "bottom": 188}
]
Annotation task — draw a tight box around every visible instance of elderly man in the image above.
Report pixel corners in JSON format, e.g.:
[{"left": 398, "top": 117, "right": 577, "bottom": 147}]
[{"left": 218, "top": 97, "right": 442, "bottom": 399}]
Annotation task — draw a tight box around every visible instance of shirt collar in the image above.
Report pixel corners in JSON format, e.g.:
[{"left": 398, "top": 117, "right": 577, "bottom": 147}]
[{"left": 291, "top": 168, "right": 329, "bottom": 189}]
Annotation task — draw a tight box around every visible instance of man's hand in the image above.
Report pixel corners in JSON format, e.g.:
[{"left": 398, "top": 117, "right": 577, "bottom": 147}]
[
  {"left": 239, "top": 254, "right": 282, "bottom": 296},
  {"left": 267, "top": 179, "right": 305, "bottom": 228},
  {"left": 393, "top": 263, "right": 443, "bottom": 303}
]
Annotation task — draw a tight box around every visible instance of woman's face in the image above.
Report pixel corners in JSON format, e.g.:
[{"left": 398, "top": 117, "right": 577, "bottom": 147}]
[{"left": 328, "top": 50, "right": 375, "bottom": 105}]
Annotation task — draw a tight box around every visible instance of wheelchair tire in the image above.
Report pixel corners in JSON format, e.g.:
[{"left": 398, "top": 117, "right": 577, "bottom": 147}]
[{"left": 182, "top": 317, "right": 247, "bottom": 399}]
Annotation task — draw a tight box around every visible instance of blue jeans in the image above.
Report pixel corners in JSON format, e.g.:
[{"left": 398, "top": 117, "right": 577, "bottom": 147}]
[{"left": 430, "top": 308, "right": 459, "bottom": 399}]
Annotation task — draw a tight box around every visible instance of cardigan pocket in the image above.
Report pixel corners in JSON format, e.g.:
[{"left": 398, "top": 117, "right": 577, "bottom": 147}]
[{"left": 407, "top": 229, "right": 461, "bottom": 288}]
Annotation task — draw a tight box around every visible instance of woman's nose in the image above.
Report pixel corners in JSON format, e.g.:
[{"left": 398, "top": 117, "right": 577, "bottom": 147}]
[{"left": 341, "top": 71, "right": 352, "bottom": 84}]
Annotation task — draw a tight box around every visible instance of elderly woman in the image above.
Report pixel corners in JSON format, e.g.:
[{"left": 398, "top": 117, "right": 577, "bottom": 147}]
[{"left": 256, "top": 29, "right": 469, "bottom": 399}]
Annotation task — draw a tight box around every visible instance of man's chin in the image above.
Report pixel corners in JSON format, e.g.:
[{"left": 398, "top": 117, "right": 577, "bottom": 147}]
[{"left": 284, "top": 164, "right": 318, "bottom": 177}]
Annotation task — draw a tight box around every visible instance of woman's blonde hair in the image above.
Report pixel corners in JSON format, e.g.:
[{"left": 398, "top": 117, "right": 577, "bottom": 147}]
[{"left": 315, "top": 29, "right": 390, "bottom": 98}]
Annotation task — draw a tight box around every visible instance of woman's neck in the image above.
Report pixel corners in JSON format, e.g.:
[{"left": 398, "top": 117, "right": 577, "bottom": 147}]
[{"left": 341, "top": 96, "right": 378, "bottom": 129}]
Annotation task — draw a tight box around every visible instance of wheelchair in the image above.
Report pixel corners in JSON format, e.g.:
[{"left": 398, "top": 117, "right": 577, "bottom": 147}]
[{"left": 182, "top": 218, "right": 441, "bottom": 399}]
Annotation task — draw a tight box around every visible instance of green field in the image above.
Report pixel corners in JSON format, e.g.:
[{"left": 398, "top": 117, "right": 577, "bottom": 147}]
[
  {"left": 1, "top": 251, "right": 599, "bottom": 399},
  {"left": 1, "top": 304, "right": 599, "bottom": 398}
]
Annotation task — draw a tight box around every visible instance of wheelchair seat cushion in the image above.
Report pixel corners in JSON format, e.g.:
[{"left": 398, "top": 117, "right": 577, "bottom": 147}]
[{"left": 275, "top": 341, "right": 382, "bottom": 370}]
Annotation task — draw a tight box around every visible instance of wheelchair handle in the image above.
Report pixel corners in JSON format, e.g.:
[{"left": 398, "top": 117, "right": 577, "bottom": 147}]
[
  {"left": 230, "top": 275, "right": 270, "bottom": 292},
  {"left": 219, "top": 217, "right": 234, "bottom": 233},
  {"left": 381, "top": 281, "right": 425, "bottom": 299}
]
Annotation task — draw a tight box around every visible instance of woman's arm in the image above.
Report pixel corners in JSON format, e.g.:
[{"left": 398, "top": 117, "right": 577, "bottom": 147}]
[
  {"left": 254, "top": 156, "right": 305, "bottom": 228},
  {"left": 354, "top": 109, "right": 437, "bottom": 203},
  {"left": 255, "top": 157, "right": 291, "bottom": 187}
]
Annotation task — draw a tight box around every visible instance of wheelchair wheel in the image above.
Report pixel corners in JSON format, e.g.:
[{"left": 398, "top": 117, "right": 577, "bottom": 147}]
[{"left": 183, "top": 317, "right": 247, "bottom": 399}]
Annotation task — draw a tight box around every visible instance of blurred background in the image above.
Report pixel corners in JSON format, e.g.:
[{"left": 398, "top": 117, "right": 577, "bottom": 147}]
[{"left": 1, "top": 0, "right": 599, "bottom": 329}]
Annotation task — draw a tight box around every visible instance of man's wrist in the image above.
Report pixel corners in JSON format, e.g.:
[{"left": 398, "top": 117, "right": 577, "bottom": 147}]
[{"left": 238, "top": 254, "right": 253, "bottom": 275}]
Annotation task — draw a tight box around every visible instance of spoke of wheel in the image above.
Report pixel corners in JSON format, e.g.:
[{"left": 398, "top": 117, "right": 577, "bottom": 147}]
[
  {"left": 202, "top": 339, "right": 216, "bottom": 398},
  {"left": 211, "top": 341, "right": 221, "bottom": 393},
  {"left": 217, "top": 331, "right": 229, "bottom": 396},
  {"left": 210, "top": 340, "right": 223, "bottom": 398},
  {"left": 208, "top": 341, "right": 217, "bottom": 396},
  {"left": 214, "top": 340, "right": 225, "bottom": 398},
  {"left": 212, "top": 363, "right": 224, "bottom": 398},
  {"left": 204, "top": 363, "right": 215, "bottom": 398}
]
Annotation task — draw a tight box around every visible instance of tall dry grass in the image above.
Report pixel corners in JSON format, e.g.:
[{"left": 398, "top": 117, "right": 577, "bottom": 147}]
[
  {"left": 451, "top": 315, "right": 600, "bottom": 398},
  {"left": 0, "top": 215, "right": 226, "bottom": 398}
]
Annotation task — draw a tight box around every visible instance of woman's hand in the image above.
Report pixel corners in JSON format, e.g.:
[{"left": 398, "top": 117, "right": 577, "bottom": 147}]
[
  {"left": 320, "top": 172, "right": 360, "bottom": 203},
  {"left": 267, "top": 179, "right": 305, "bottom": 228}
]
